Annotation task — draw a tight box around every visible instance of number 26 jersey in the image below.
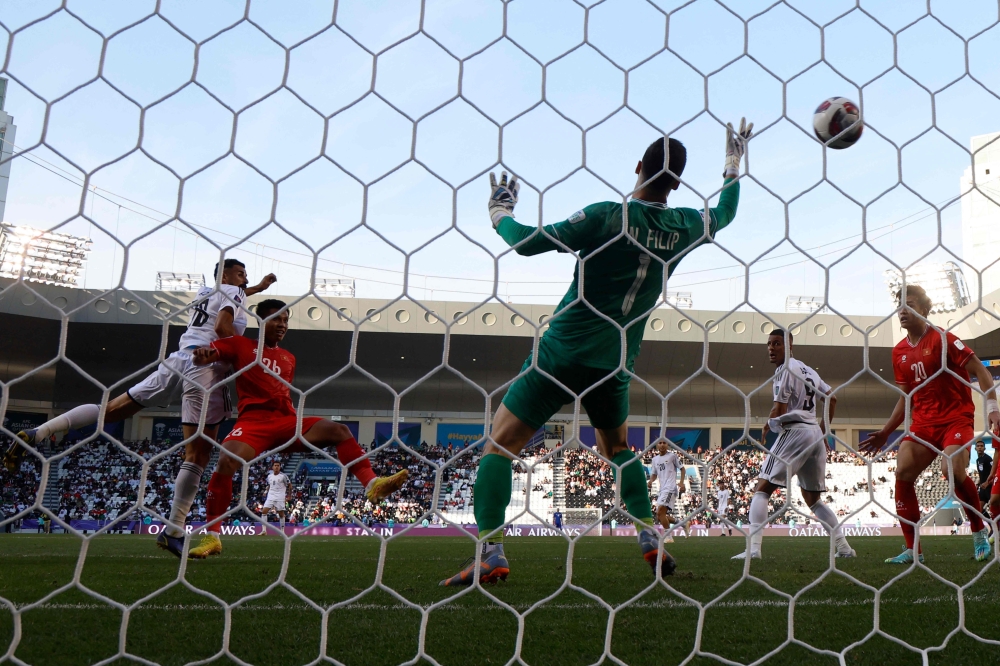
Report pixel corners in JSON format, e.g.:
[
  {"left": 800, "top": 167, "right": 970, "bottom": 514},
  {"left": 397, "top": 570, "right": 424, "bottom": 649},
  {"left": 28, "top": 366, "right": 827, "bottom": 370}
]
[
  {"left": 177, "top": 284, "right": 248, "bottom": 349},
  {"left": 892, "top": 327, "right": 974, "bottom": 427}
]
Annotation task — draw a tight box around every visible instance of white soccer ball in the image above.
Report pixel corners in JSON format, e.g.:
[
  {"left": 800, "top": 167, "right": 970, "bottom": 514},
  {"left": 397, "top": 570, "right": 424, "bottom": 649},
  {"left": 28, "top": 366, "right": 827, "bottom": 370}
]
[{"left": 812, "top": 97, "right": 863, "bottom": 149}]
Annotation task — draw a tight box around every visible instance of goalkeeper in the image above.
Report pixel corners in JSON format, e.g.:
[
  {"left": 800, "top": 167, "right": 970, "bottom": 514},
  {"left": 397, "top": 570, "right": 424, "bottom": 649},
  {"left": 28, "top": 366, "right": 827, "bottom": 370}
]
[{"left": 440, "top": 119, "right": 753, "bottom": 586}]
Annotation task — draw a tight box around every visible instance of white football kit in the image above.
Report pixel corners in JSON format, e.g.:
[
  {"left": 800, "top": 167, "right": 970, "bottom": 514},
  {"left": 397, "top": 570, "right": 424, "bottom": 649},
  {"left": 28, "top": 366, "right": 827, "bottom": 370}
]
[
  {"left": 651, "top": 452, "right": 683, "bottom": 512},
  {"left": 127, "top": 284, "right": 247, "bottom": 425},
  {"left": 264, "top": 471, "right": 290, "bottom": 511},
  {"left": 759, "top": 358, "right": 831, "bottom": 492},
  {"left": 716, "top": 488, "right": 731, "bottom": 517}
]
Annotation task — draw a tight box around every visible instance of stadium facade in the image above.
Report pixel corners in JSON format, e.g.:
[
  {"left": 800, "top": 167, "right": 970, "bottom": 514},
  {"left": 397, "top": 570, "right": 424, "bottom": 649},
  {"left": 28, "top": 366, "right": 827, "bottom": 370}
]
[{"left": 4, "top": 277, "right": 1000, "bottom": 452}]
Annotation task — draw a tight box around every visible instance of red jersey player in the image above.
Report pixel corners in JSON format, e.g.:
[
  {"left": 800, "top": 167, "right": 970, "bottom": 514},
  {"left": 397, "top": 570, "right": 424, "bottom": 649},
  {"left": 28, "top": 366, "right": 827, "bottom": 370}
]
[
  {"left": 861, "top": 285, "right": 1000, "bottom": 564},
  {"left": 178, "top": 299, "right": 408, "bottom": 559}
]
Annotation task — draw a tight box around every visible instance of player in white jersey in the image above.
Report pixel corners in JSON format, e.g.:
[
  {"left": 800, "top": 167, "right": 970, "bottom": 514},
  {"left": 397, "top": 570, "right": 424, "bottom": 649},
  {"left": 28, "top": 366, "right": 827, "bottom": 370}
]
[
  {"left": 715, "top": 480, "right": 732, "bottom": 536},
  {"left": 6, "top": 260, "right": 276, "bottom": 551},
  {"left": 261, "top": 461, "right": 291, "bottom": 530},
  {"left": 647, "top": 440, "right": 687, "bottom": 542},
  {"left": 732, "top": 329, "right": 855, "bottom": 560}
]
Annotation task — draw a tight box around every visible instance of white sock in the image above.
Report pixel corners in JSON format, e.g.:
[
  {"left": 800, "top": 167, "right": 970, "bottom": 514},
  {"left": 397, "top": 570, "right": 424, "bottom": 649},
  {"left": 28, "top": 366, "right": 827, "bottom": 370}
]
[
  {"left": 482, "top": 541, "right": 503, "bottom": 554},
  {"left": 280, "top": 515, "right": 285, "bottom": 529},
  {"left": 810, "top": 501, "right": 850, "bottom": 551},
  {"left": 749, "top": 491, "right": 770, "bottom": 552},
  {"left": 34, "top": 404, "right": 101, "bottom": 442},
  {"left": 165, "top": 462, "right": 204, "bottom": 538}
]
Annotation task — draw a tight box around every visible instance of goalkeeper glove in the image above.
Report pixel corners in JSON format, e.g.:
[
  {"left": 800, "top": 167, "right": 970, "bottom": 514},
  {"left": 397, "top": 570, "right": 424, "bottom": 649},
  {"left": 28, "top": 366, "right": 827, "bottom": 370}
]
[
  {"left": 489, "top": 170, "right": 520, "bottom": 228},
  {"left": 723, "top": 117, "right": 753, "bottom": 178}
]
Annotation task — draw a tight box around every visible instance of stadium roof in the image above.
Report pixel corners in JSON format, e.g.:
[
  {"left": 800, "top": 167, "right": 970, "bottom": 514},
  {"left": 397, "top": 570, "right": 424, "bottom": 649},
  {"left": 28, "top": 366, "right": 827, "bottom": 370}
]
[{"left": 4, "top": 278, "right": 1000, "bottom": 423}]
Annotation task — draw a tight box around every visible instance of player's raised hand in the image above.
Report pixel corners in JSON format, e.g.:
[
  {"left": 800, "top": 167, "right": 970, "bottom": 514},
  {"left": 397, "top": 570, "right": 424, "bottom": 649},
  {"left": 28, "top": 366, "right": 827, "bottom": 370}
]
[
  {"left": 192, "top": 346, "right": 219, "bottom": 366},
  {"left": 858, "top": 429, "right": 888, "bottom": 456},
  {"left": 723, "top": 117, "right": 753, "bottom": 178},
  {"left": 488, "top": 170, "right": 520, "bottom": 228},
  {"left": 259, "top": 273, "right": 277, "bottom": 290}
]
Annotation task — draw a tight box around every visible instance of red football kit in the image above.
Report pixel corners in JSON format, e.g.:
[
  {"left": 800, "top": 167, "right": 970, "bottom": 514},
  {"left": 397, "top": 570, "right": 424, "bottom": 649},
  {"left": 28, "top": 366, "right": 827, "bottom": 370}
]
[
  {"left": 210, "top": 335, "right": 323, "bottom": 455},
  {"left": 892, "top": 326, "right": 975, "bottom": 451}
]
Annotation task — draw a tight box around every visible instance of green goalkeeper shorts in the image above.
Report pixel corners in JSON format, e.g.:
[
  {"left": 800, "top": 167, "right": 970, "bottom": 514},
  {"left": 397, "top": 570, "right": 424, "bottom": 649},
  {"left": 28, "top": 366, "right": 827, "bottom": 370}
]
[{"left": 501, "top": 339, "right": 631, "bottom": 431}]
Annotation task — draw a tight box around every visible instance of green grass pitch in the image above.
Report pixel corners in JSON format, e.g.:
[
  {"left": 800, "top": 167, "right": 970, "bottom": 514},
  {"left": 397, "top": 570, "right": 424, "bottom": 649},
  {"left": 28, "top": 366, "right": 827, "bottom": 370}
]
[{"left": 2, "top": 534, "right": 1000, "bottom": 665}]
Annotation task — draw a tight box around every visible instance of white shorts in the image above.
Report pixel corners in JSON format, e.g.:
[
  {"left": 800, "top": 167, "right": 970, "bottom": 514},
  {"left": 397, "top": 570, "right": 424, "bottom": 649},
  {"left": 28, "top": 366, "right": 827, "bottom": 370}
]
[
  {"left": 759, "top": 425, "right": 827, "bottom": 492},
  {"left": 656, "top": 489, "right": 677, "bottom": 512},
  {"left": 127, "top": 350, "right": 232, "bottom": 426},
  {"left": 263, "top": 496, "right": 286, "bottom": 511}
]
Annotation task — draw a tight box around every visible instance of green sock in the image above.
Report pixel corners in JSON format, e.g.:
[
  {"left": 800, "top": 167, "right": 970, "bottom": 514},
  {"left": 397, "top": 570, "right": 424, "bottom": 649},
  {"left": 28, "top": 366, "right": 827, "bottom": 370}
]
[
  {"left": 612, "top": 449, "right": 655, "bottom": 531},
  {"left": 474, "top": 453, "right": 513, "bottom": 544}
]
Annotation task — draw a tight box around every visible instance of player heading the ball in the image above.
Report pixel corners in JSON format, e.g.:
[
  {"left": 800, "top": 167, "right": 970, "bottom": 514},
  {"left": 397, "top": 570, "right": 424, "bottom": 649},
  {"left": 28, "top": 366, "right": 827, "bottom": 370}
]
[
  {"left": 861, "top": 285, "right": 999, "bottom": 564},
  {"left": 6, "top": 260, "right": 277, "bottom": 540},
  {"left": 160, "top": 299, "right": 408, "bottom": 559},
  {"left": 440, "top": 118, "right": 753, "bottom": 587},
  {"left": 731, "top": 329, "right": 854, "bottom": 561}
]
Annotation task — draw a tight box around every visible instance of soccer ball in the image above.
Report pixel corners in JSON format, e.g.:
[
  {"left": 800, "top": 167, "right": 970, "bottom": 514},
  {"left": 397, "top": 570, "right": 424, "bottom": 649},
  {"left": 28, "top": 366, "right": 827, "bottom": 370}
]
[{"left": 812, "top": 97, "right": 862, "bottom": 149}]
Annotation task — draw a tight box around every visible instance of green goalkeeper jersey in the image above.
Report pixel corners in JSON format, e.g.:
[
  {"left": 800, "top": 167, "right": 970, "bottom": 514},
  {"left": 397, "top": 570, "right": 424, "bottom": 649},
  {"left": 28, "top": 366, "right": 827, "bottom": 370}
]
[{"left": 495, "top": 178, "right": 740, "bottom": 370}]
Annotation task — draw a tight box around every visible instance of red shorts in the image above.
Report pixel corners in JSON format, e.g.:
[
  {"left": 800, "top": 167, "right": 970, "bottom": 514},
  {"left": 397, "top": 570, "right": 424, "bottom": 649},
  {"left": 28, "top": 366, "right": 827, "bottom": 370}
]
[
  {"left": 224, "top": 413, "right": 324, "bottom": 456},
  {"left": 992, "top": 474, "right": 1000, "bottom": 497},
  {"left": 899, "top": 420, "right": 974, "bottom": 452}
]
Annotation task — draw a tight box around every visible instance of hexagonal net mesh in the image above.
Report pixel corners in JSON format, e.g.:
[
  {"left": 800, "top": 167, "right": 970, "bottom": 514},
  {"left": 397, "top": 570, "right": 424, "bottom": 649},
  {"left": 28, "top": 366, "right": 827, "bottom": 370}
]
[{"left": 3, "top": 0, "right": 1000, "bottom": 664}]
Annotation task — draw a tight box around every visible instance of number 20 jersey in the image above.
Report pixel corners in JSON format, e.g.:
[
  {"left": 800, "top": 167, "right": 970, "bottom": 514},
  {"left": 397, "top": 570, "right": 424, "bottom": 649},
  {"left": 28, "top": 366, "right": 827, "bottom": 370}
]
[
  {"left": 772, "top": 357, "right": 830, "bottom": 426},
  {"left": 892, "top": 327, "right": 974, "bottom": 427},
  {"left": 177, "top": 284, "right": 248, "bottom": 349}
]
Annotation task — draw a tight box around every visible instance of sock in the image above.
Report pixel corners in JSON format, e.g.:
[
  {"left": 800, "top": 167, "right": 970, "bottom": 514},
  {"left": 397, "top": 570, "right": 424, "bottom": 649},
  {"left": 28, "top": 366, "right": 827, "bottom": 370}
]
[
  {"left": 956, "top": 476, "right": 986, "bottom": 533},
  {"left": 611, "top": 449, "right": 655, "bottom": 530},
  {"left": 895, "top": 479, "right": 920, "bottom": 551},
  {"left": 204, "top": 472, "right": 234, "bottom": 536},
  {"left": 280, "top": 515, "right": 285, "bottom": 530},
  {"left": 749, "top": 491, "right": 769, "bottom": 552},
  {"left": 165, "top": 462, "right": 204, "bottom": 537},
  {"left": 34, "top": 404, "right": 101, "bottom": 442},
  {"left": 474, "top": 453, "right": 513, "bottom": 543},
  {"left": 335, "top": 438, "right": 377, "bottom": 488},
  {"left": 810, "top": 501, "right": 849, "bottom": 551}
]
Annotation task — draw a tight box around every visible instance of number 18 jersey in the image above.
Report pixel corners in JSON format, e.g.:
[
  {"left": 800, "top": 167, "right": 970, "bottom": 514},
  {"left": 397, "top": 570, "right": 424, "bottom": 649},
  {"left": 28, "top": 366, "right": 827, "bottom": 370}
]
[
  {"left": 772, "top": 358, "right": 830, "bottom": 426},
  {"left": 177, "top": 284, "right": 248, "bottom": 349}
]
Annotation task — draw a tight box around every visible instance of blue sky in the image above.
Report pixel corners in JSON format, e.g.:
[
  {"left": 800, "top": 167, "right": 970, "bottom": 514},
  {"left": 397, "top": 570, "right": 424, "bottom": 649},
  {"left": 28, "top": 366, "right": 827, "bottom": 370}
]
[{"left": 2, "top": 0, "right": 1000, "bottom": 316}]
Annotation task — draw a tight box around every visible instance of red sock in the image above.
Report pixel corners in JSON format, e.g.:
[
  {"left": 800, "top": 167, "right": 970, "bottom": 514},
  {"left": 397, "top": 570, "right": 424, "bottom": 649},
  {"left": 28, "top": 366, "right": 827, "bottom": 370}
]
[
  {"left": 335, "top": 438, "right": 376, "bottom": 488},
  {"left": 895, "top": 479, "right": 920, "bottom": 551},
  {"left": 957, "top": 476, "right": 985, "bottom": 533},
  {"left": 205, "top": 472, "right": 233, "bottom": 534}
]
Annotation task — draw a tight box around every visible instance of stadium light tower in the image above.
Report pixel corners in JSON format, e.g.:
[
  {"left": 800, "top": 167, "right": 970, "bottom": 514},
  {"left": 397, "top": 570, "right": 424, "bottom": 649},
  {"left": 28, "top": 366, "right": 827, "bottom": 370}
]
[
  {"left": 665, "top": 291, "right": 693, "bottom": 309},
  {"left": 785, "top": 295, "right": 828, "bottom": 314},
  {"left": 156, "top": 271, "right": 205, "bottom": 292},
  {"left": 316, "top": 278, "right": 355, "bottom": 298},
  {"left": 883, "top": 261, "right": 971, "bottom": 313},
  {"left": 0, "top": 224, "right": 91, "bottom": 286}
]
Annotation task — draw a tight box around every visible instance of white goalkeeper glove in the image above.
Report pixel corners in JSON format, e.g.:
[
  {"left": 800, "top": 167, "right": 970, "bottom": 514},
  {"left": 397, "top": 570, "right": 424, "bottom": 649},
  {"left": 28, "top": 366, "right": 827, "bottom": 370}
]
[
  {"left": 489, "top": 170, "right": 520, "bottom": 228},
  {"left": 723, "top": 117, "right": 753, "bottom": 178}
]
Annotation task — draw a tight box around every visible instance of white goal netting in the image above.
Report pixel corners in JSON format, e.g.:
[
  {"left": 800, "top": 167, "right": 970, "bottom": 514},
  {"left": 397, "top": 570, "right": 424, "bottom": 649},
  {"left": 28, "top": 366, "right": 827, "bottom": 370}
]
[{"left": 3, "top": 1, "right": 1000, "bottom": 664}]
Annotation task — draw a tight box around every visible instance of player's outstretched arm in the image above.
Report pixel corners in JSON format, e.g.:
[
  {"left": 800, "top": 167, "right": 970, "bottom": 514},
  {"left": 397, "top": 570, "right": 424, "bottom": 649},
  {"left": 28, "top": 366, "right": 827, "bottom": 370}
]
[
  {"left": 245, "top": 273, "right": 277, "bottom": 296},
  {"left": 488, "top": 171, "right": 605, "bottom": 256},
  {"left": 859, "top": 392, "right": 906, "bottom": 455},
  {"left": 707, "top": 118, "right": 753, "bottom": 236},
  {"left": 192, "top": 346, "right": 220, "bottom": 366}
]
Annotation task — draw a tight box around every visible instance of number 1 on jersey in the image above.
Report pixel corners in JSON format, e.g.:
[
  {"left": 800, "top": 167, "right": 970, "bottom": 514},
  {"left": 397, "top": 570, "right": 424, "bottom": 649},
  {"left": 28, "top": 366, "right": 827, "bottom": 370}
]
[{"left": 622, "top": 253, "right": 651, "bottom": 316}]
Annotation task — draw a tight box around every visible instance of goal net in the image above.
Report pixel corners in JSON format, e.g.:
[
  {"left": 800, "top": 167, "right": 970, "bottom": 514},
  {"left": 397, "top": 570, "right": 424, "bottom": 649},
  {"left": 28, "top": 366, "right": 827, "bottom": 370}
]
[{"left": 2, "top": 1, "right": 1000, "bottom": 664}]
